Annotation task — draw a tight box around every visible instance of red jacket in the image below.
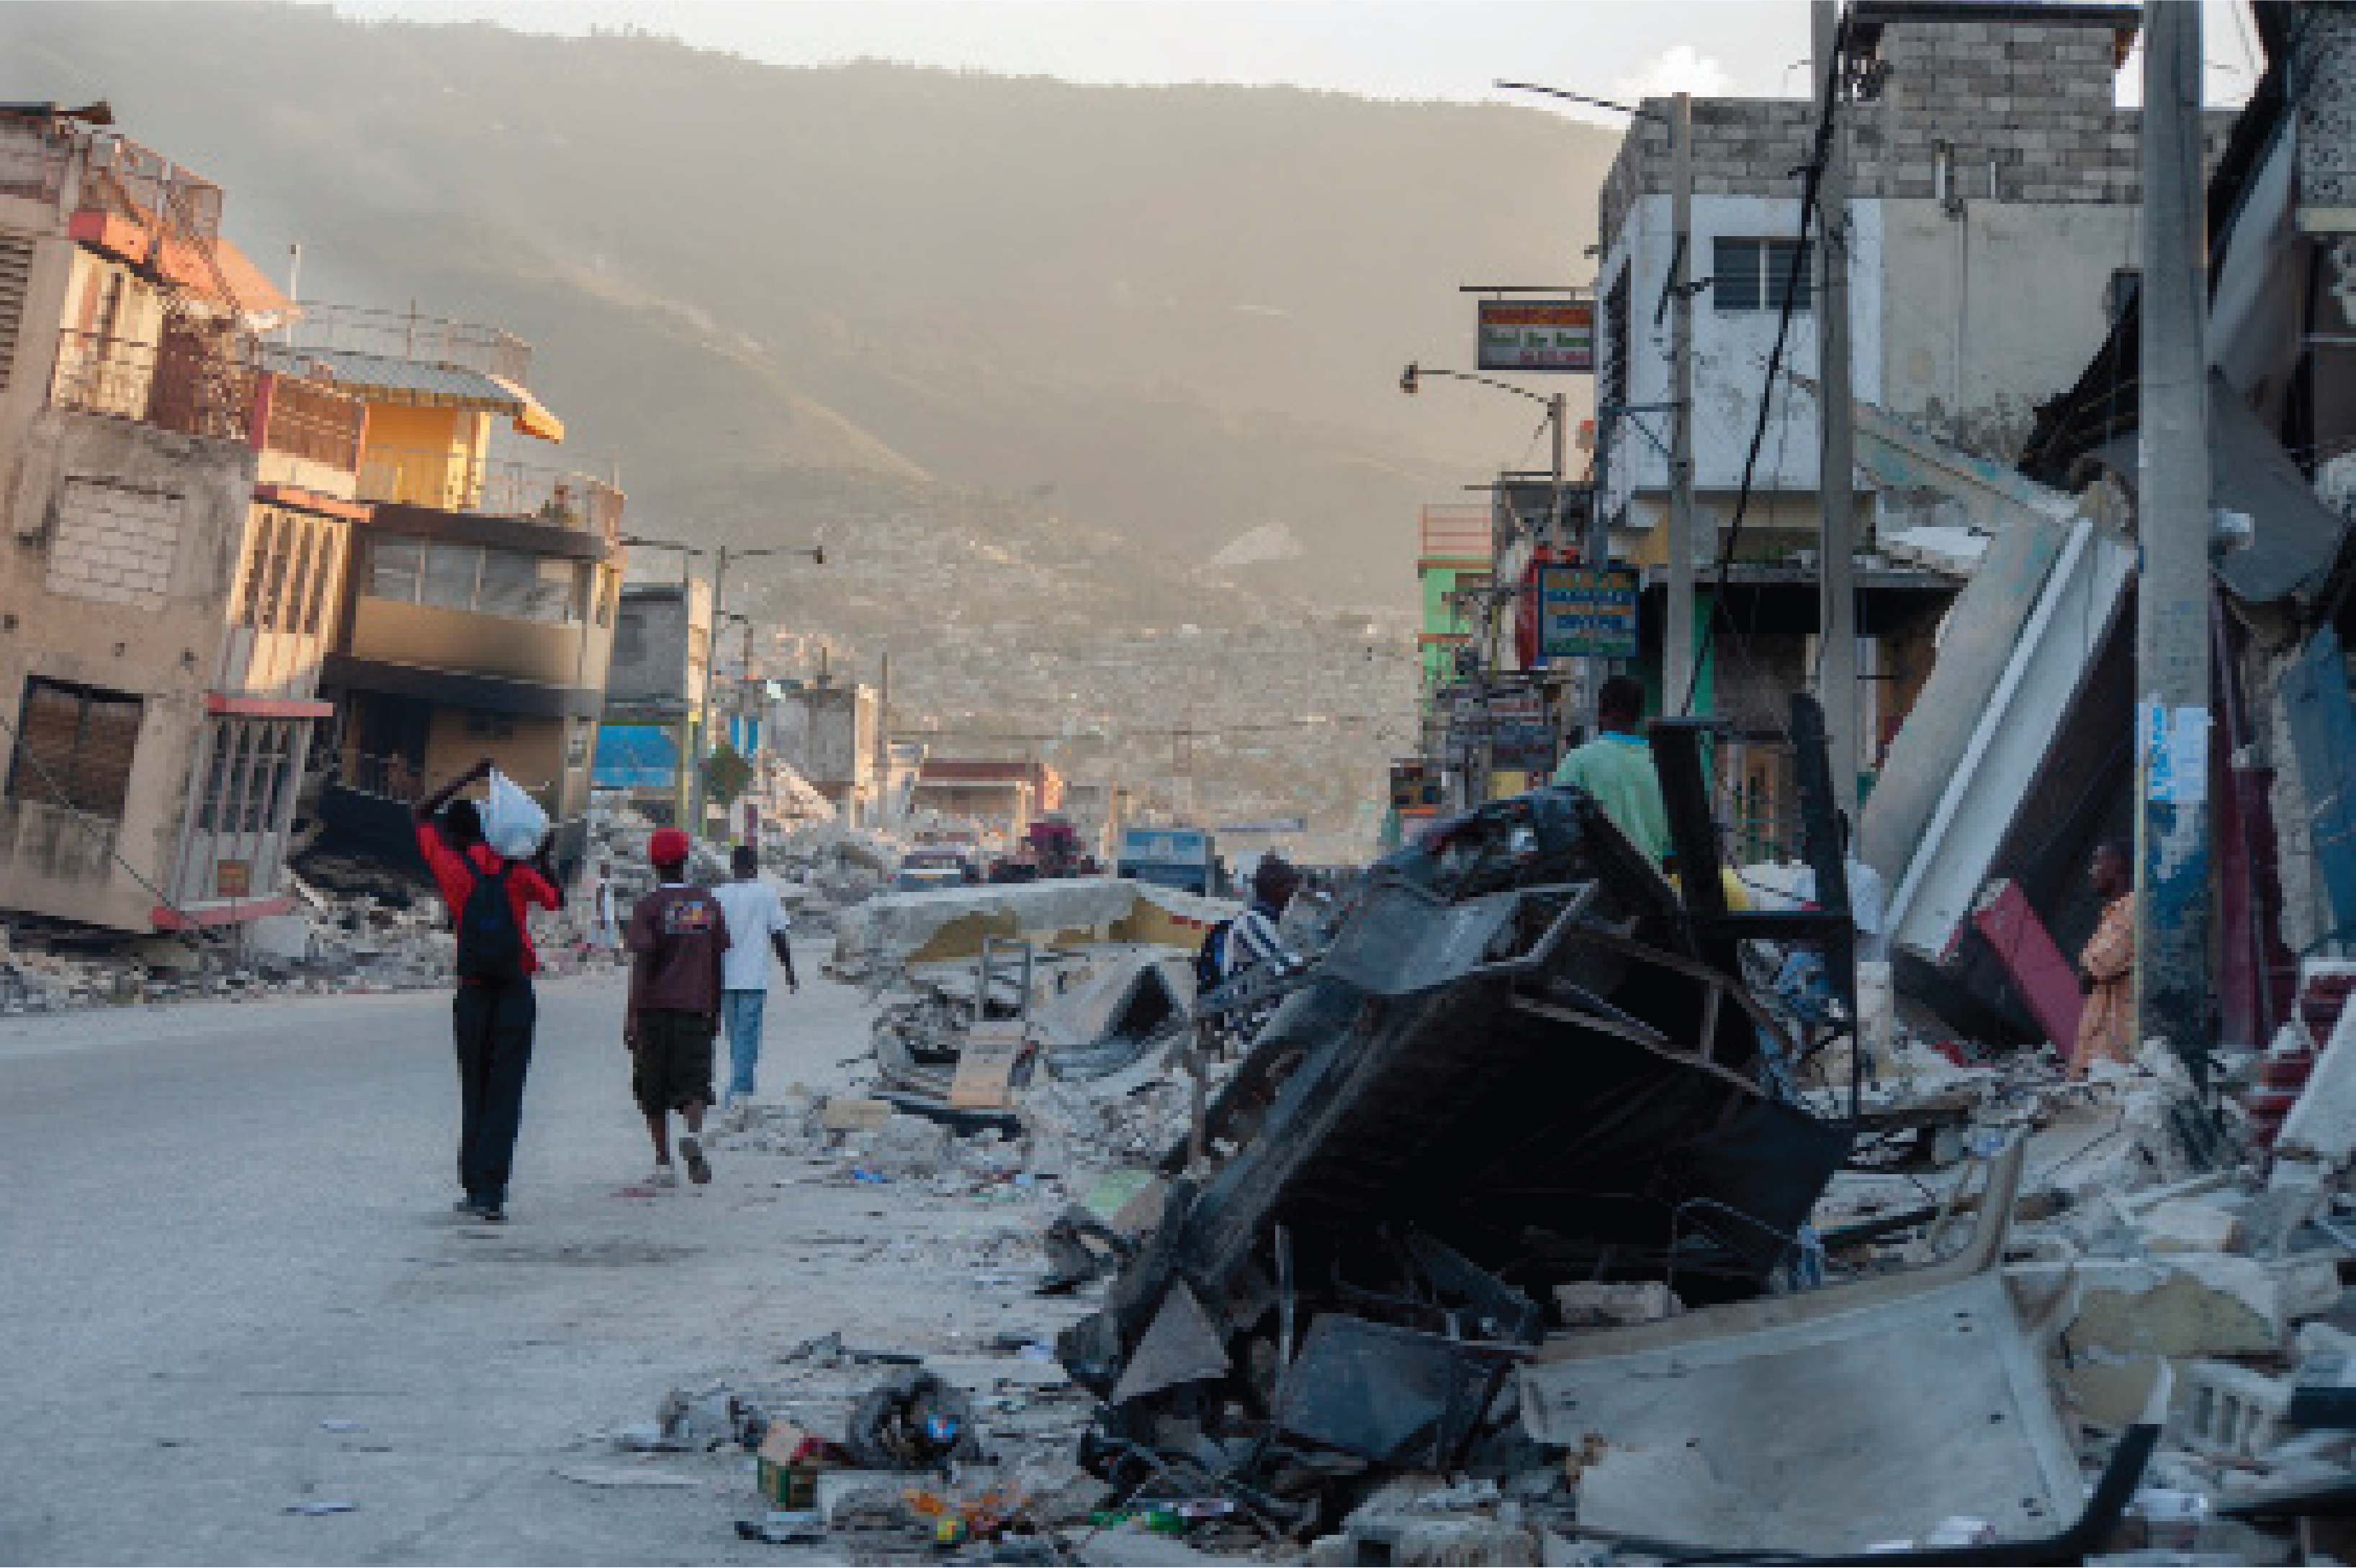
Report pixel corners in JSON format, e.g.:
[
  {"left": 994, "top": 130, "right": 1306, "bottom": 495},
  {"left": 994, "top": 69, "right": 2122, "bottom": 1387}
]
[{"left": 415, "top": 821, "right": 560, "bottom": 976}]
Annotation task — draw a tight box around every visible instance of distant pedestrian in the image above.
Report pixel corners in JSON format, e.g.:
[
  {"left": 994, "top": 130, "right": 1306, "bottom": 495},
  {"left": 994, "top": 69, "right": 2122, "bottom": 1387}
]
[
  {"left": 626, "top": 829, "right": 729, "bottom": 1186},
  {"left": 2071, "top": 839, "right": 2135, "bottom": 1078},
  {"left": 712, "top": 844, "right": 798, "bottom": 1107},
  {"left": 1550, "top": 675, "right": 1670, "bottom": 865},
  {"left": 590, "top": 860, "right": 621, "bottom": 963},
  {"left": 413, "top": 756, "right": 562, "bottom": 1225}
]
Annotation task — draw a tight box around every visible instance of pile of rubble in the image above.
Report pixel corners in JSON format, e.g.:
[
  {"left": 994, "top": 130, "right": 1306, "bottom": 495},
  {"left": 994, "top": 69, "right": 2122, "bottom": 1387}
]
[{"left": 995, "top": 775, "right": 2356, "bottom": 1565}]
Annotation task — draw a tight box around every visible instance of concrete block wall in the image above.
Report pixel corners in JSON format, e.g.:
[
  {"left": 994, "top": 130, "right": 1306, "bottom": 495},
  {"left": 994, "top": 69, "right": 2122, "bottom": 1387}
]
[
  {"left": 1599, "top": 14, "right": 2237, "bottom": 245},
  {"left": 44, "top": 474, "right": 183, "bottom": 611}
]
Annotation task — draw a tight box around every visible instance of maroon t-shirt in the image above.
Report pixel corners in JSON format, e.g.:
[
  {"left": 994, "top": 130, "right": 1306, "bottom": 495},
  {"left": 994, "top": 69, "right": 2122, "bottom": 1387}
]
[{"left": 626, "top": 883, "right": 729, "bottom": 1018}]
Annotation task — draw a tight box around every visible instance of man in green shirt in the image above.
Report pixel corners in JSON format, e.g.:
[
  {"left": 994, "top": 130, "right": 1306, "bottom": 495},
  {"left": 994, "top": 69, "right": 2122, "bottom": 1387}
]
[{"left": 1551, "top": 675, "right": 1670, "bottom": 865}]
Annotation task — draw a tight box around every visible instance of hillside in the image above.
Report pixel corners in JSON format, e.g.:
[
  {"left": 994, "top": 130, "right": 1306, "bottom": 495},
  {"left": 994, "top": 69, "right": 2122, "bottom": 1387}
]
[{"left": 1, "top": 2, "right": 1617, "bottom": 604}]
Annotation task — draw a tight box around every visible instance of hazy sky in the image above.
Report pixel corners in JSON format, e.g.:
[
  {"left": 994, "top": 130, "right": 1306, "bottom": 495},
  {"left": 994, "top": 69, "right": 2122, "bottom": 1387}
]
[{"left": 333, "top": 0, "right": 2265, "bottom": 118}]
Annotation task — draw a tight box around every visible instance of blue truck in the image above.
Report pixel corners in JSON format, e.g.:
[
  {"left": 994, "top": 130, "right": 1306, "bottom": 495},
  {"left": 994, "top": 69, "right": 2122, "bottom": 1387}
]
[{"left": 1116, "top": 826, "right": 1226, "bottom": 898}]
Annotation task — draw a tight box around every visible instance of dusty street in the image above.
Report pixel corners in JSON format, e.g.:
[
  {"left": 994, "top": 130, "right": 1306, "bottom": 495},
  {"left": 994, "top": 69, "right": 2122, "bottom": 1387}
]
[{"left": 0, "top": 960, "right": 1082, "bottom": 1566}]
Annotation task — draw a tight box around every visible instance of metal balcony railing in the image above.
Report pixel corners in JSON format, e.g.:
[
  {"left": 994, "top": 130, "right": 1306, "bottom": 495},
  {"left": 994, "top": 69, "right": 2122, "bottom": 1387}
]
[
  {"left": 284, "top": 302, "right": 531, "bottom": 384},
  {"left": 258, "top": 375, "right": 366, "bottom": 473},
  {"left": 354, "top": 446, "right": 622, "bottom": 541},
  {"left": 51, "top": 327, "right": 254, "bottom": 442}
]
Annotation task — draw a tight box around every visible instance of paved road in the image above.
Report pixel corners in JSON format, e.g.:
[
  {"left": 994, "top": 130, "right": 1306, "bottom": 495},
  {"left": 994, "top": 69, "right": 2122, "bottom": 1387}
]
[{"left": 0, "top": 961, "right": 971, "bottom": 1565}]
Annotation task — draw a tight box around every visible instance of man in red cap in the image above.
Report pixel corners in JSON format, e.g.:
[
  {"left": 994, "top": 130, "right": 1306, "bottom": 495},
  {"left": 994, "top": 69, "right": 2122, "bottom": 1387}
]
[
  {"left": 413, "top": 755, "right": 563, "bottom": 1224},
  {"left": 625, "top": 827, "right": 729, "bottom": 1186}
]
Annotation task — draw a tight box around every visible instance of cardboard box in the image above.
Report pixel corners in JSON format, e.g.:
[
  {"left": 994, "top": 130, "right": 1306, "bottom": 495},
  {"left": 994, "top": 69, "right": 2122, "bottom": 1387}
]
[
  {"left": 755, "top": 1420, "right": 829, "bottom": 1510},
  {"left": 948, "top": 1022, "right": 1028, "bottom": 1110},
  {"left": 819, "top": 1096, "right": 894, "bottom": 1133}
]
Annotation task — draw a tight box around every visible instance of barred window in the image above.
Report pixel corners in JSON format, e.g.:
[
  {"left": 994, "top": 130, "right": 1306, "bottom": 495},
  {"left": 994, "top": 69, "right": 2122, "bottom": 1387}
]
[
  {"left": 6, "top": 677, "right": 142, "bottom": 818},
  {"left": 1712, "top": 238, "right": 1815, "bottom": 313}
]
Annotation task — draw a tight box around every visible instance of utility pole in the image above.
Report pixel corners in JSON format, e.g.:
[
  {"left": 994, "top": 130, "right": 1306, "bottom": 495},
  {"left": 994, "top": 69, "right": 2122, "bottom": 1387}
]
[
  {"left": 1665, "top": 90, "right": 1698, "bottom": 718},
  {"left": 688, "top": 543, "right": 732, "bottom": 836},
  {"left": 2135, "top": 0, "right": 2213, "bottom": 1076},
  {"left": 1584, "top": 382, "right": 1611, "bottom": 742},
  {"left": 1813, "top": 0, "right": 1859, "bottom": 819}
]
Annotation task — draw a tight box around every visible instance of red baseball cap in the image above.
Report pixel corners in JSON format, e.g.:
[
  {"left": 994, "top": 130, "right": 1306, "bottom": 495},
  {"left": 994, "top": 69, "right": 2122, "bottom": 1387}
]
[{"left": 649, "top": 828, "right": 692, "bottom": 865}]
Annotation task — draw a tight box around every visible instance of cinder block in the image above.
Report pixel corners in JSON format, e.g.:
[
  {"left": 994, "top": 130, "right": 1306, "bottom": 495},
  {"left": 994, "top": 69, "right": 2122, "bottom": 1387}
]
[
  {"left": 2139, "top": 1199, "right": 2246, "bottom": 1255},
  {"left": 2177, "top": 1359, "right": 2293, "bottom": 1459}
]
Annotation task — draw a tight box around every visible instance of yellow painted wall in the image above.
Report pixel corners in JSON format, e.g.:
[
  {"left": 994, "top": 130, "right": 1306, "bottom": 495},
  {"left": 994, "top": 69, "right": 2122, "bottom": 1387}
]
[{"left": 356, "top": 405, "right": 490, "bottom": 509}]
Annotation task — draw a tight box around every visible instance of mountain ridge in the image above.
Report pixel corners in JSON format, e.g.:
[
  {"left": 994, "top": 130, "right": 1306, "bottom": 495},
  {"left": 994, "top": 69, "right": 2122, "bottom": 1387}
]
[{"left": 1, "top": 1, "right": 1615, "bottom": 604}]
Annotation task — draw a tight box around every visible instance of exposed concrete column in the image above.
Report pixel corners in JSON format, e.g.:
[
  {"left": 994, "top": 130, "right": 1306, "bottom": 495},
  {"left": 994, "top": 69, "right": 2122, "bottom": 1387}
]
[
  {"left": 1814, "top": 1, "right": 1859, "bottom": 819},
  {"left": 2134, "top": 0, "right": 2214, "bottom": 1076}
]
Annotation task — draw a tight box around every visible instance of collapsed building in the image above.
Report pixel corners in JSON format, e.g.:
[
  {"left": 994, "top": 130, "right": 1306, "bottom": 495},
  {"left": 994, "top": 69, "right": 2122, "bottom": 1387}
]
[{"left": 0, "top": 104, "right": 353, "bottom": 936}]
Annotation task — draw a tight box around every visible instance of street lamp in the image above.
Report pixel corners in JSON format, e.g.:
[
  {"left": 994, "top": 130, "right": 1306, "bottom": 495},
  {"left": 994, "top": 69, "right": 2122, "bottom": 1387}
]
[
  {"left": 619, "top": 534, "right": 828, "bottom": 834},
  {"left": 1495, "top": 77, "right": 1699, "bottom": 720},
  {"left": 1399, "top": 361, "right": 1573, "bottom": 809}
]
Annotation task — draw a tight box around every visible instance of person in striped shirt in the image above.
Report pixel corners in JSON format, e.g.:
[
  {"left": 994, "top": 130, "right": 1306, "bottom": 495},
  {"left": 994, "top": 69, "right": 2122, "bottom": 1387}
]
[{"left": 1223, "top": 855, "right": 1305, "bottom": 1040}]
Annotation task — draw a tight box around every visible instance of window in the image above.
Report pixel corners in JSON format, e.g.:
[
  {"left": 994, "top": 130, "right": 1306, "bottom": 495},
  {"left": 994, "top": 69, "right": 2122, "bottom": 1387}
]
[
  {"left": 369, "top": 536, "right": 424, "bottom": 600},
  {"left": 259, "top": 514, "right": 300, "bottom": 630},
  {"left": 421, "top": 541, "right": 482, "bottom": 610},
  {"left": 1712, "top": 238, "right": 1814, "bottom": 314},
  {"left": 236, "top": 510, "right": 276, "bottom": 628},
  {"left": 1602, "top": 268, "right": 1629, "bottom": 414},
  {"left": 302, "top": 523, "right": 335, "bottom": 634},
  {"left": 6, "top": 677, "right": 142, "bottom": 818},
  {"left": 477, "top": 550, "right": 581, "bottom": 624},
  {"left": 364, "top": 536, "right": 584, "bottom": 625}
]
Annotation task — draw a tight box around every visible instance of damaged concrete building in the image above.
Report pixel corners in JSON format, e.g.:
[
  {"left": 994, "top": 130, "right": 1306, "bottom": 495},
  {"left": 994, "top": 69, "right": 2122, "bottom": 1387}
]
[
  {"left": 289, "top": 301, "right": 624, "bottom": 877},
  {"left": 0, "top": 105, "right": 365, "bottom": 934},
  {"left": 1591, "top": 0, "right": 2234, "bottom": 847},
  {"left": 595, "top": 576, "right": 712, "bottom": 829},
  {"left": 1865, "top": 2, "right": 2356, "bottom": 1057}
]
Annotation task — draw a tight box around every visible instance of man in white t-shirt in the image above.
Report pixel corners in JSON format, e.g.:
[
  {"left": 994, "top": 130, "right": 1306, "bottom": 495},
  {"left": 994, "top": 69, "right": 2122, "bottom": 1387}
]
[{"left": 711, "top": 844, "right": 797, "bottom": 1104}]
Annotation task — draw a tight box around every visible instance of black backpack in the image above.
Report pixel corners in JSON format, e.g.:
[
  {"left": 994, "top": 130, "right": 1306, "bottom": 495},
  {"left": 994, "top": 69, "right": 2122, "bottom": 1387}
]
[
  {"left": 454, "top": 861, "right": 525, "bottom": 981},
  {"left": 1192, "top": 918, "right": 1233, "bottom": 999}
]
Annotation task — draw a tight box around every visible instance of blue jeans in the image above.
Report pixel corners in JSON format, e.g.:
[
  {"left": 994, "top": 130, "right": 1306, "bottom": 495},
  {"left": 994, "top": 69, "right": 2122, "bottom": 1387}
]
[{"left": 721, "top": 989, "right": 767, "bottom": 1102}]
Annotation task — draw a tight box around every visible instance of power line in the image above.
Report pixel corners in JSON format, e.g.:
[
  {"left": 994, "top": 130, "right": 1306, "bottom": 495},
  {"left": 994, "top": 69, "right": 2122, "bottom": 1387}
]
[{"left": 1683, "top": 4, "right": 1853, "bottom": 721}]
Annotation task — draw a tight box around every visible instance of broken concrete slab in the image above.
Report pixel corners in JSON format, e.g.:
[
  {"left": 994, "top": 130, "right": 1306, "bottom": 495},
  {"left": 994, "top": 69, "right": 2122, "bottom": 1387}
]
[
  {"left": 2138, "top": 1198, "right": 2247, "bottom": 1255},
  {"left": 1551, "top": 1281, "right": 1681, "bottom": 1329},
  {"left": 2009, "top": 1255, "right": 2338, "bottom": 1363},
  {"left": 2280, "top": 999, "right": 2356, "bottom": 1165},
  {"left": 1521, "top": 1263, "right": 2081, "bottom": 1554}
]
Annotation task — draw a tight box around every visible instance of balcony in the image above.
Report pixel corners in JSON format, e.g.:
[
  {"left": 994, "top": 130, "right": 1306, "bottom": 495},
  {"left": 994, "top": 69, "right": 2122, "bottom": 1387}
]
[
  {"left": 50, "top": 327, "right": 255, "bottom": 443},
  {"left": 284, "top": 302, "right": 530, "bottom": 384},
  {"left": 355, "top": 446, "right": 622, "bottom": 542},
  {"left": 257, "top": 375, "right": 366, "bottom": 474}
]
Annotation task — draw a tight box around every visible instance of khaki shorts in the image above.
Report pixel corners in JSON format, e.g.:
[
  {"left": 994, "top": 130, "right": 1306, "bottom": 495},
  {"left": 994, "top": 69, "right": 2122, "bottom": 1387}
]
[{"left": 631, "top": 1009, "right": 715, "bottom": 1116}]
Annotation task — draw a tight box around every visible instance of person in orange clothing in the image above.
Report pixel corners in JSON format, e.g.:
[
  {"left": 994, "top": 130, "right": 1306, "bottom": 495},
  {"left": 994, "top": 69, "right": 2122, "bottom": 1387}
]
[{"left": 2070, "top": 840, "right": 2135, "bottom": 1078}]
